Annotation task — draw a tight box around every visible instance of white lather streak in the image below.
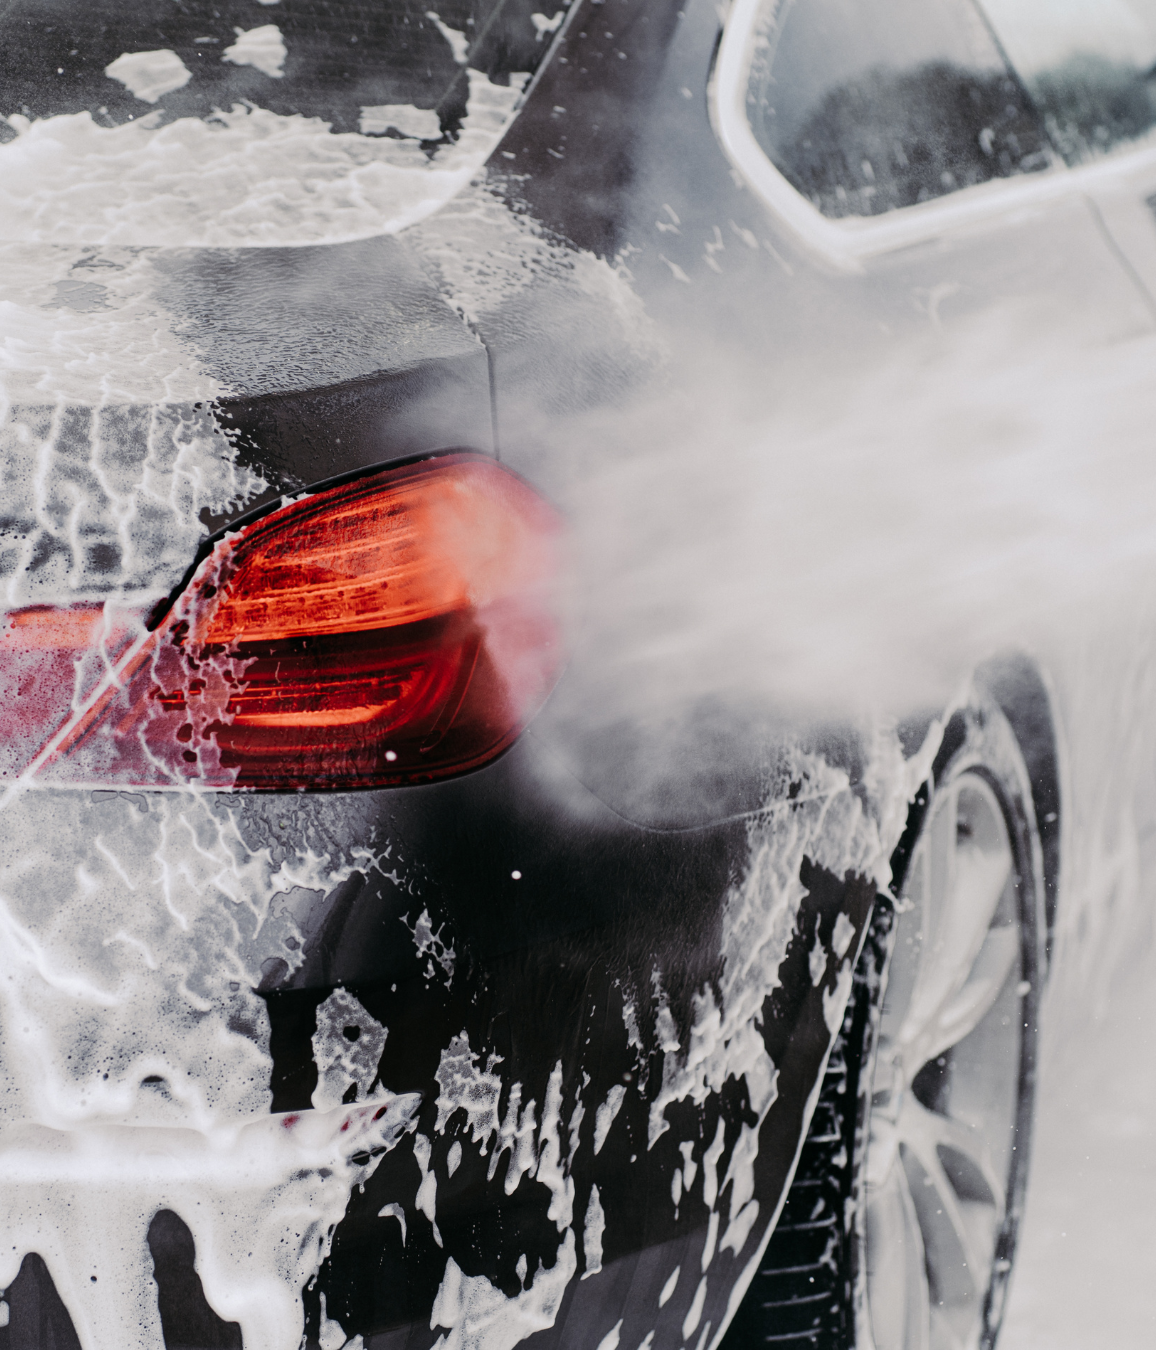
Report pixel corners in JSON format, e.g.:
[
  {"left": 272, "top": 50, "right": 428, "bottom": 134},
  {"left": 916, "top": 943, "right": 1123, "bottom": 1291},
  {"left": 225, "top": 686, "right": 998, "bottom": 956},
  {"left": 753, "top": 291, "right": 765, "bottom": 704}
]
[
  {"left": 0, "top": 786, "right": 419, "bottom": 1350},
  {"left": 0, "top": 72, "right": 527, "bottom": 249},
  {"left": 647, "top": 750, "right": 895, "bottom": 1171},
  {"left": 423, "top": 1038, "right": 585, "bottom": 1350}
]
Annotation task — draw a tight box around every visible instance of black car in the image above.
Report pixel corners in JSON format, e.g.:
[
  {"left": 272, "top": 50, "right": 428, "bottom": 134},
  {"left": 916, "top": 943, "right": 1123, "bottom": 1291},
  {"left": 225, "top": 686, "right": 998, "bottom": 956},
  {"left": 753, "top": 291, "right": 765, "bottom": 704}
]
[{"left": 15, "top": 0, "right": 1156, "bottom": 1347}]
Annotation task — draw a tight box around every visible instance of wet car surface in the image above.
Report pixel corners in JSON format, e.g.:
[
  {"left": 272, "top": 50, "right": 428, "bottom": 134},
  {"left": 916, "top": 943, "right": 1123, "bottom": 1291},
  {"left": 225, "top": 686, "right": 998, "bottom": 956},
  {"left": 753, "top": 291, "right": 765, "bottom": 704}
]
[{"left": 5, "top": 1, "right": 1156, "bottom": 1348}]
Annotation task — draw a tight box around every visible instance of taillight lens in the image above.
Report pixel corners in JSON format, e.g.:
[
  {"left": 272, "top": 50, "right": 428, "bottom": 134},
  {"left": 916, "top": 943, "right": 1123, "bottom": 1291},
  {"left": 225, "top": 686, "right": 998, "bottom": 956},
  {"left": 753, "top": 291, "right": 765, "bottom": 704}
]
[{"left": 10, "top": 454, "right": 565, "bottom": 792}]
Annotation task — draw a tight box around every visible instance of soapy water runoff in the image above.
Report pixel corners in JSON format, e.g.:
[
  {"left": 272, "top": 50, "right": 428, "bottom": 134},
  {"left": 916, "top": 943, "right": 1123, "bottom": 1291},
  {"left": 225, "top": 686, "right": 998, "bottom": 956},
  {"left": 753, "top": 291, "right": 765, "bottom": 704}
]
[{"left": 4, "top": 32, "right": 1156, "bottom": 1349}]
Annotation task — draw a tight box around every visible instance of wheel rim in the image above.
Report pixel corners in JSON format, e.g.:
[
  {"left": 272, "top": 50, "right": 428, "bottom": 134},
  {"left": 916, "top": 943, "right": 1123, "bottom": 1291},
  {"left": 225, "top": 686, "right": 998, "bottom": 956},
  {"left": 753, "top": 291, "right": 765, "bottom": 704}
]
[{"left": 864, "top": 773, "right": 1025, "bottom": 1350}]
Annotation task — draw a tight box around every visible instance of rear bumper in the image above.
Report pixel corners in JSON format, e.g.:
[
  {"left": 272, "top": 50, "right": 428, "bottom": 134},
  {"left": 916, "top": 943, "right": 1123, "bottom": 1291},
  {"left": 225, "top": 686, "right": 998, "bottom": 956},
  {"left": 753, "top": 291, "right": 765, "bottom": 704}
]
[
  {"left": 266, "top": 728, "right": 883, "bottom": 1349},
  {"left": 0, "top": 719, "right": 884, "bottom": 1350}
]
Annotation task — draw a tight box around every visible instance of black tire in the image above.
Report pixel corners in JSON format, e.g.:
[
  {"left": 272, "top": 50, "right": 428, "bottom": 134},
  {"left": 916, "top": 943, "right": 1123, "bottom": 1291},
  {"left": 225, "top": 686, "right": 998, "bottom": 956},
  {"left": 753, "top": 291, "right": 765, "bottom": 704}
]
[{"left": 721, "top": 695, "right": 1048, "bottom": 1349}]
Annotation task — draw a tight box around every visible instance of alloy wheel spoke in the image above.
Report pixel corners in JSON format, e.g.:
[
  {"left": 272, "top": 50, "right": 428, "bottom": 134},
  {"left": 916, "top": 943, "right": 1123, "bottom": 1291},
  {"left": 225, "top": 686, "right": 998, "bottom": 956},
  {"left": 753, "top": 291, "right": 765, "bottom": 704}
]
[
  {"left": 928, "top": 1304, "right": 968, "bottom": 1350},
  {"left": 897, "top": 783, "right": 1014, "bottom": 1073},
  {"left": 866, "top": 1151, "right": 931, "bottom": 1350},
  {"left": 916, "top": 925, "right": 1020, "bottom": 1072},
  {"left": 900, "top": 1093, "right": 1006, "bottom": 1216},
  {"left": 898, "top": 1138, "right": 984, "bottom": 1317},
  {"left": 898, "top": 1094, "right": 1003, "bottom": 1287},
  {"left": 866, "top": 769, "right": 1024, "bottom": 1350}
]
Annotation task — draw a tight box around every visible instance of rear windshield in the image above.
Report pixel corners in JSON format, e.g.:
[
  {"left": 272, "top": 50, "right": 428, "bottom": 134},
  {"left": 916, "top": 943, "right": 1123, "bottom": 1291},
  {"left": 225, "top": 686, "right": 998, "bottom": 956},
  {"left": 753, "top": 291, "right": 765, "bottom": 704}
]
[
  {"left": 0, "top": 0, "right": 556, "bottom": 140},
  {"left": 0, "top": 1, "right": 565, "bottom": 247}
]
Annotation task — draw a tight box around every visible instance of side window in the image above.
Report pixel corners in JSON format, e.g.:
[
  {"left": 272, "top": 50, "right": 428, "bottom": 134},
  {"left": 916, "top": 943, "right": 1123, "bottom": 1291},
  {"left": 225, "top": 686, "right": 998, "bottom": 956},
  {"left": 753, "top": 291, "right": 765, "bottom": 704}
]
[
  {"left": 983, "top": 0, "right": 1156, "bottom": 164},
  {"left": 744, "top": 0, "right": 1049, "bottom": 219}
]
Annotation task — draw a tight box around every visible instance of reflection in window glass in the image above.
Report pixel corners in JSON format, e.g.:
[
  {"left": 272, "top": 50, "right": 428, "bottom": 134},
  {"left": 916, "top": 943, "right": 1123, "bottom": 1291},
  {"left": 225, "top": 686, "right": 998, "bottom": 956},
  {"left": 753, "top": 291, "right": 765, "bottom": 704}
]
[
  {"left": 983, "top": 0, "right": 1156, "bottom": 163},
  {"left": 745, "top": 0, "right": 1050, "bottom": 219}
]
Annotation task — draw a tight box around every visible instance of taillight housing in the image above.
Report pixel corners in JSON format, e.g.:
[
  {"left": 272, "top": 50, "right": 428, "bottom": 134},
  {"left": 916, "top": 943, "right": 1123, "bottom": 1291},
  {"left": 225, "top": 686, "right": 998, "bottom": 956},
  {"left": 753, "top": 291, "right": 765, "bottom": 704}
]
[{"left": 8, "top": 454, "right": 566, "bottom": 792}]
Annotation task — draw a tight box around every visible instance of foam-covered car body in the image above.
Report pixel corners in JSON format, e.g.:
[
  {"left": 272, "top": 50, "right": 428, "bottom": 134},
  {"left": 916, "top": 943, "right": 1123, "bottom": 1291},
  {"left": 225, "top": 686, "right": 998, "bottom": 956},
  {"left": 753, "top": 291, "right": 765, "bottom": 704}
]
[{"left": 9, "top": 0, "right": 1155, "bottom": 1346}]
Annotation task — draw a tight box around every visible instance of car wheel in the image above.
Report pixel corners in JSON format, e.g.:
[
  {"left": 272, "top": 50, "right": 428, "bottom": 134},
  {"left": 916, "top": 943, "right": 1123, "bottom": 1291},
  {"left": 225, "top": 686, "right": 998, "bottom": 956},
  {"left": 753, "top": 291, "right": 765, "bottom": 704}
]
[{"left": 721, "top": 697, "right": 1047, "bottom": 1350}]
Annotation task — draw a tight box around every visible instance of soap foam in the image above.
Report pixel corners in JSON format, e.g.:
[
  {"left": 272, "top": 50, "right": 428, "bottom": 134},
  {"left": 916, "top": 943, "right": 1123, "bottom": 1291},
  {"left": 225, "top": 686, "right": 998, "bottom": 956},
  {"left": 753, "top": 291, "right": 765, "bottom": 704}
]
[
  {"left": 0, "top": 72, "right": 524, "bottom": 249},
  {"left": 0, "top": 782, "right": 417, "bottom": 1350},
  {"left": 0, "top": 396, "right": 265, "bottom": 604}
]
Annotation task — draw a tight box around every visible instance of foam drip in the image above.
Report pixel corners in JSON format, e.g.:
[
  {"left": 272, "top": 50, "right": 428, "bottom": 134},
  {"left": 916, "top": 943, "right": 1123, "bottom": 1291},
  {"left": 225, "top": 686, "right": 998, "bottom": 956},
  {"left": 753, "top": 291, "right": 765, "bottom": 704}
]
[
  {"left": 0, "top": 784, "right": 411, "bottom": 1350},
  {"left": 0, "top": 1097, "right": 419, "bottom": 1350}
]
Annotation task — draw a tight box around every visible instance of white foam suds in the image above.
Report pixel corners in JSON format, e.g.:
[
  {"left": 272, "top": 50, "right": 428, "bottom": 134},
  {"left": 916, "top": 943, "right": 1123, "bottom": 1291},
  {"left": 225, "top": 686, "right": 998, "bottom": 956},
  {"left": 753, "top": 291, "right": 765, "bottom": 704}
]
[
  {"left": 531, "top": 12, "right": 566, "bottom": 41},
  {"left": 422, "top": 1042, "right": 598, "bottom": 1338},
  {"left": 535, "top": 1063, "right": 575, "bottom": 1231},
  {"left": 414, "top": 1133, "right": 443, "bottom": 1247},
  {"left": 807, "top": 925, "right": 827, "bottom": 986},
  {"left": 700, "top": 1126, "right": 724, "bottom": 1272},
  {"left": 0, "top": 392, "right": 265, "bottom": 603},
  {"left": 0, "top": 788, "right": 380, "bottom": 1129},
  {"left": 317, "top": 1292, "right": 349, "bottom": 1350},
  {"left": 360, "top": 104, "right": 443, "bottom": 139},
  {"left": 822, "top": 962, "right": 855, "bottom": 1035},
  {"left": 434, "top": 1032, "right": 503, "bottom": 1148},
  {"left": 422, "top": 1022, "right": 617, "bottom": 1309},
  {"left": 0, "top": 1096, "right": 418, "bottom": 1350},
  {"left": 311, "top": 989, "right": 388, "bottom": 1111},
  {"left": 431, "top": 1230, "right": 577, "bottom": 1350},
  {"left": 391, "top": 1048, "right": 590, "bottom": 1350},
  {"left": 406, "top": 908, "right": 457, "bottom": 986},
  {"left": 410, "top": 182, "right": 663, "bottom": 359},
  {"left": 831, "top": 912, "right": 855, "bottom": 959},
  {"left": 679, "top": 1140, "right": 698, "bottom": 1192},
  {"left": 658, "top": 1265, "right": 680, "bottom": 1307},
  {"left": 378, "top": 1202, "right": 407, "bottom": 1244},
  {"left": 0, "top": 245, "right": 232, "bottom": 405},
  {"left": 426, "top": 13, "right": 471, "bottom": 66},
  {"left": 596, "top": 1318, "right": 623, "bottom": 1350},
  {"left": 222, "top": 25, "right": 288, "bottom": 79},
  {"left": 0, "top": 785, "right": 417, "bottom": 1349},
  {"left": 0, "top": 72, "right": 524, "bottom": 248},
  {"left": 645, "top": 749, "right": 892, "bottom": 1156},
  {"left": 494, "top": 1084, "right": 539, "bottom": 1194},
  {"left": 104, "top": 51, "right": 193, "bottom": 105},
  {"left": 581, "top": 1184, "right": 605, "bottom": 1278},
  {"left": 592, "top": 1084, "right": 625, "bottom": 1154},
  {"left": 682, "top": 1276, "right": 708, "bottom": 1339}
]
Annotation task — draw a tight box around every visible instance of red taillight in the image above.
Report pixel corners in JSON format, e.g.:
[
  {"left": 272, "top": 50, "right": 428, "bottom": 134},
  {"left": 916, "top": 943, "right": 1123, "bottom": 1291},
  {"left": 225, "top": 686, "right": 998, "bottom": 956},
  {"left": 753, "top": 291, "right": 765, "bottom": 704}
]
[{"left": 8, "top": 454, "right": 565, "bottom": 791}]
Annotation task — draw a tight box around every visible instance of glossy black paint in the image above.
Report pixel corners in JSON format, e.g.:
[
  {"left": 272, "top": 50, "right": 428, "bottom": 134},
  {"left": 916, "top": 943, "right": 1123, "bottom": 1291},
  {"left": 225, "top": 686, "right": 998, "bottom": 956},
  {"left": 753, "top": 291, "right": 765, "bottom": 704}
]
[
  {"left": 1, "top": 1, "right": 1075, "bottom": 1348},
  {"left": 251, "top": 731, "right": 879, "bottom": 1349},
  {"left": 0, "top": 0, "right": 547, "bottom": 137},
  {"left": 152, "top": 237, "right": 494, "bottom": 499}
]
